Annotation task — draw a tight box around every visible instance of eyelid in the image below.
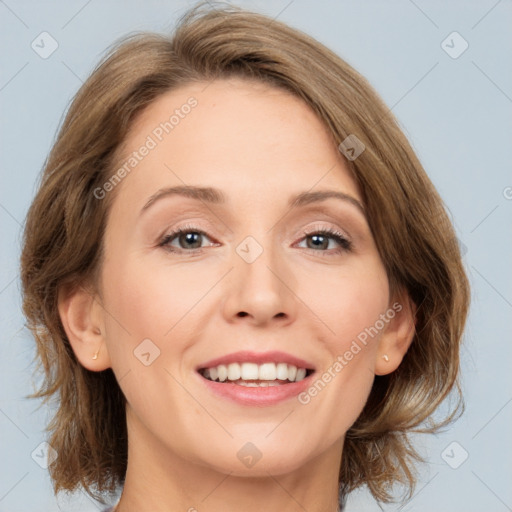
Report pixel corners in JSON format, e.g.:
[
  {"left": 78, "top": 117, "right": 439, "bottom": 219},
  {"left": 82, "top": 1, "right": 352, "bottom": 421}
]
[{"left": 294, "top": 221, "right": 351, "bottom": 241}]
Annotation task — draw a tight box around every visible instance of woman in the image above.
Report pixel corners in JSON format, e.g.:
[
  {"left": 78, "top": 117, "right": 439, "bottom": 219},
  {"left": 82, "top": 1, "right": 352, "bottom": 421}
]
[{"left": 20, "top": 4, "right": 469, "bottom": 511}]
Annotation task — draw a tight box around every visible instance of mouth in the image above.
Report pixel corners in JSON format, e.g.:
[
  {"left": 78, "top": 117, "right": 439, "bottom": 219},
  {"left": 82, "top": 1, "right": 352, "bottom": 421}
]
[
  {"left": 196, "top": 351, "right": 316, "bottom": 405},
  {"left": 198, "top": 362, "right": 315, "bottom": 387}
]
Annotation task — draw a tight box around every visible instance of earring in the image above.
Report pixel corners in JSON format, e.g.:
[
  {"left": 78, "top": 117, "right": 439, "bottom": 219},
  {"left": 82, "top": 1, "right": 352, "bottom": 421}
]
[
  {"left": 382, "top": 354, "right": 389, "bottom": 362},
  {"left": 92, "top": 333, "right": 103, "bottom": 360}
]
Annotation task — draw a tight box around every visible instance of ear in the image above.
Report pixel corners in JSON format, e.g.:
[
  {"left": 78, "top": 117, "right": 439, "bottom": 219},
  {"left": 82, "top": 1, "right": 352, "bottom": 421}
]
[
  {"left": 57, "top": 283, "right": 111, "bottom": 371},
  {"left": 374, "top": 291, "right": 416, "bottom": 376}
]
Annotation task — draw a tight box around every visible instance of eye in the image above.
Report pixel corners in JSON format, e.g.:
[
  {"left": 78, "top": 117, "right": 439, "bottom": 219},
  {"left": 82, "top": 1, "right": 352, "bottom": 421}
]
[
  {"left": 296, "top": 227, "right": 352, "bottom": 254},
  {"left": 158, "top": 225, "right": 217, "bottom": 253}
]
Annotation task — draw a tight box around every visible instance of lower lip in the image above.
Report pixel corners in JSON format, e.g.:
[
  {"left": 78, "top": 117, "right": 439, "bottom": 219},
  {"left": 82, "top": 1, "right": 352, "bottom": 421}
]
[{"left": 197, "top": 372, "right": 315, "bottom": 406}]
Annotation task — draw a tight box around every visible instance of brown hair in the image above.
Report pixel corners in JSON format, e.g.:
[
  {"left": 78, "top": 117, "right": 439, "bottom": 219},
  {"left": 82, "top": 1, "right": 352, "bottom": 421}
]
[{"left": 20, "top": 2, "right": 470, "bottom": 505}]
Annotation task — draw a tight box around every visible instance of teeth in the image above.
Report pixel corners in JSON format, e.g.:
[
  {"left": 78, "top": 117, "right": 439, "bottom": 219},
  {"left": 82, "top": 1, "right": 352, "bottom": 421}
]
[
  {"left": 258, "top": 362, "right": 276, "bottom": 380},
  {"left": 237, "top": 381, "right": 282, "bottom": 387},
  {"left": 227, "top": 363, "right": 241, "bottom": 380},
  {"left": 276, "top": 363, "right": 288, "bottom": 380},
  {"left": 201, "top": 362, "right": 310, "bottom": 383},
  {"left": 241, "top": 362, "right": 259, "bottom": 380},
  {"left": 296, "top": 368, "right": 306, "bottom": 381},
  {"left": 217, "top": 364, "right": 228, "bottom": 382}
]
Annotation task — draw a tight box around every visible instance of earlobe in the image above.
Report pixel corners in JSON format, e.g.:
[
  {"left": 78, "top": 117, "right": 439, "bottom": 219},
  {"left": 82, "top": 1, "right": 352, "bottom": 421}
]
[
  {"left": 374, "top": 294, "right": 416, "bottom": 376},
  {"left": 57, "top": 284, "right": 111, "bottom": 371}
]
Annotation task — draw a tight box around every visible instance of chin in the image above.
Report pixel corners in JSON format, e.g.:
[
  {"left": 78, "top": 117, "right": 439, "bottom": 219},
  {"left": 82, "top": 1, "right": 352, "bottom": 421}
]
[{"left": 191, "top": 439, "right": 317, "bottom": 478}]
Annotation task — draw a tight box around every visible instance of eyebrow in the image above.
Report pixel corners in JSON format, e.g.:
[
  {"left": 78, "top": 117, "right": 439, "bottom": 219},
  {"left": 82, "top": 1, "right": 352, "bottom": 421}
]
[
  {"left": 288, "top": 190, "right": 365, "bottom": 215},
  {"left": 142, "top": 185, "right": 225, "bottom": 211},
  {"left": 141, "top": 185, "right": 365, "bottom": 216}
]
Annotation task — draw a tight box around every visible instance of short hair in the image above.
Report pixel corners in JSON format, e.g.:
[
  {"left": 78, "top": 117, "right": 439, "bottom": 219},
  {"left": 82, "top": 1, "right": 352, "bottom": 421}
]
[{"left": 20, "top": 2, "right": 470, "bottom": 505}]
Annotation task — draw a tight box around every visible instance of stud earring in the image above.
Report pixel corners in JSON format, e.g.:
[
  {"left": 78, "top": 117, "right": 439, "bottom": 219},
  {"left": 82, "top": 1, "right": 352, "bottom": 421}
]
[
  {"left": 382, "top": 354, "right": 389, "bottom": 362},
  {"left": 92, "top": 332, "right": 103, "bottom": 360}
]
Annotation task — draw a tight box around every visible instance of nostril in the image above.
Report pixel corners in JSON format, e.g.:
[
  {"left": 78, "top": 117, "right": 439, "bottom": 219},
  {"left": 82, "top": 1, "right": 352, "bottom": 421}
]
[{"left": 237, "top": 311, "right": 249, "bottom": 317}]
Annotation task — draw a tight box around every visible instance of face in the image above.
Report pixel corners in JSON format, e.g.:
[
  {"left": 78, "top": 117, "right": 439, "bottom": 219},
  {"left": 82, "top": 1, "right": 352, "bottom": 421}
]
[{"left": 96, "top": 78, "right": 393, "bottom": 477}]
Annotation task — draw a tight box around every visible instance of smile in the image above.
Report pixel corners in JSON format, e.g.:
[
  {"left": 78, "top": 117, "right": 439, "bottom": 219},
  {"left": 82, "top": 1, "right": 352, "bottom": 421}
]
[
  {"left": 196, "top": 350, "right": 316, "bottom": 404},
  {"left": 199, "top": 362, "right": 314, "bottom": 386}
]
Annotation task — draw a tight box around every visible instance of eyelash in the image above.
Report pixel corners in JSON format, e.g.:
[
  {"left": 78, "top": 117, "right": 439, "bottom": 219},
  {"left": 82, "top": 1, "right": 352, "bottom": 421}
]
[
  {"left": 298, "top": 226, "right": 352, "bottom": 255},
  {"left": 158, "top": 224, "right": 217, "bottom": 255},
  {"left": 158, "top": 224, "right": 352, "bottom": 256}
]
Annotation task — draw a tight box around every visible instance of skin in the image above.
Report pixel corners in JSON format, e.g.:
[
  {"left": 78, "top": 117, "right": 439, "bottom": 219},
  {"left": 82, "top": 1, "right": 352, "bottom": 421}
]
[{"left": 59, "top": 78, "right": 415, "bottom": 512}]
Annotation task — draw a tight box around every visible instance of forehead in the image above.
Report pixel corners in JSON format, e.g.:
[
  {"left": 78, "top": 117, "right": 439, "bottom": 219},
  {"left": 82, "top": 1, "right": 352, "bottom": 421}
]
[{"left": 109, "top": 77, "right": 360, "bottom": 210}]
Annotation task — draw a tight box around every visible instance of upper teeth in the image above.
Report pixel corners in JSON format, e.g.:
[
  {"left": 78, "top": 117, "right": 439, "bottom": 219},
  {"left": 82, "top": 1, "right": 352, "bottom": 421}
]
[{"left": 202, "top": 362, "right": 308, "bottom": 383}]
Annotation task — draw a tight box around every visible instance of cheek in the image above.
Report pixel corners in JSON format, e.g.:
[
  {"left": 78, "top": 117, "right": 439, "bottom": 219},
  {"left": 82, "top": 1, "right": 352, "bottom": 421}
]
[
  {"left": 296, "top": 270, "right": 389, "bottom": 440},
  {"left": 101, "top": 256, "right": 213, "bottom": 342},
  {"left": 306, "top": 258, "right": 389, "bottom": 410},
  {"left": 98, "top": 256, "right": 201, "bottom": 420},
  {"left": 300, "top": 256, "right": 389, "bottom": 354},
  {"left": 98, "top": 253, "right": 226, "bottom": 396},
  {"left": 296, "top": 256, "right": 389, "bottom": 415}
]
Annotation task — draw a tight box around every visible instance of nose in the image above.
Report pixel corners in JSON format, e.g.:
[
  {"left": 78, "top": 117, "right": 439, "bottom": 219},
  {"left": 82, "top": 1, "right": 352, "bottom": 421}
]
[{"left": 221, "top": 241, "right": 298, "bottom": 327}]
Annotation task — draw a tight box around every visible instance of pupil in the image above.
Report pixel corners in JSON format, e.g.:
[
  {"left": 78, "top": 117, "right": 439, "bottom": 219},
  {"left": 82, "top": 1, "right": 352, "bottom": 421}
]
[
  {"left": 309, "top": 234, "right": 327, "bottom": 250},
  {"left": 180, "top": 232, "right": 201, "bottom": 249}
]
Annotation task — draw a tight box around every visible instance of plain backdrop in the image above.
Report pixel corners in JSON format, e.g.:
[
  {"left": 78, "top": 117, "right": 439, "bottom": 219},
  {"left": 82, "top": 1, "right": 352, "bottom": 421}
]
[{"left": 1, "top": 1, "right": 511, "bottom": 511}]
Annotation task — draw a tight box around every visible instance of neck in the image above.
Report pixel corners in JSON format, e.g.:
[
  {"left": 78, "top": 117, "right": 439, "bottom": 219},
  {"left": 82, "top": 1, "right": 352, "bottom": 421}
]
[{"left": 115, "top": 408, "right": 343, "bottom": 512}]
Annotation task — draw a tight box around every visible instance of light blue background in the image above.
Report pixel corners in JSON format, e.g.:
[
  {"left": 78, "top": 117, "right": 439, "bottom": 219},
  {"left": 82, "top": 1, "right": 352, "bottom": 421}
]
[{"left": 1, "top": 1, "right": 511, "bottom": 511}]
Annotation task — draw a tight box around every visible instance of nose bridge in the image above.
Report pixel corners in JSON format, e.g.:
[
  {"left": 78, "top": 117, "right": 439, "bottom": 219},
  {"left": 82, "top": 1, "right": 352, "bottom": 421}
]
[
  {"left": 236, "top": 233, "right": 284, "bottom": 296},
  {"left": 223, "top": 232, "right": 297, "bottom": 324}
]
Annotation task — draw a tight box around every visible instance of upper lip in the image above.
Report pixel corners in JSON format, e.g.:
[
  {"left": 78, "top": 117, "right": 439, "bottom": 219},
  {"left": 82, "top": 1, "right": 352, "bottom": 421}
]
[{"left": 197, "top": 350, "right": 316, "bottom": 371}]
